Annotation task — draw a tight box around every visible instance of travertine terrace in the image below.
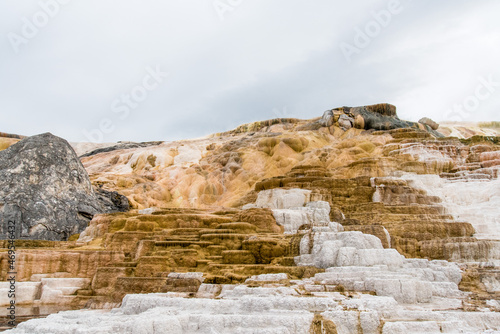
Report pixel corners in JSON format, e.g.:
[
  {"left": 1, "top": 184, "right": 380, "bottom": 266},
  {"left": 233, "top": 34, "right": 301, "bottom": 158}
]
[{"left": 1, "top": 104, "right": 500, "bottom": 333}]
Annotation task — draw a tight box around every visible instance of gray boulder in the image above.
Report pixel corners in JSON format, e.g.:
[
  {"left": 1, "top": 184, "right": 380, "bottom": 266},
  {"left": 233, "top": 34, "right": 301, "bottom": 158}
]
[
  {"left": 0, "top": 133, "right": 128, "bottom": 241},
  {"left": 418, "top": 117, "right": 439, "bottom": 130},
  {"left": 338, "top": 114, "right": 354, "bottom": 130},
  {"left": 319, "top": 110, "right": 335, "bottom": 127}
]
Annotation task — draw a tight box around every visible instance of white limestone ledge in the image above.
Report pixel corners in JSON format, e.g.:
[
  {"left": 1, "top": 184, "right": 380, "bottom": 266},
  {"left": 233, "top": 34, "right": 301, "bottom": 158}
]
[{"left": 0, "top": 276, "right": 90, "bottom": 307}]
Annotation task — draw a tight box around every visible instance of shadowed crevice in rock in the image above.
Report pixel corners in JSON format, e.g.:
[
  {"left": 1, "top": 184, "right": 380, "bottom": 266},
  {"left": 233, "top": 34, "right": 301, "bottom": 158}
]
[{"left": 0, "top": 132, "right": 129, "bottom": 241}]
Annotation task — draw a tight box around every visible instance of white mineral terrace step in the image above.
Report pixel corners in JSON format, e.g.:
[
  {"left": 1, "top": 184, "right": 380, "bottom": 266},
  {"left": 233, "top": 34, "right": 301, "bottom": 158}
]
[
  {"left": 6, "top": 291, "right": 500, "bottom": 334},
  {"left": 0, "top": 278, "right": 91, "bottom": 307}
]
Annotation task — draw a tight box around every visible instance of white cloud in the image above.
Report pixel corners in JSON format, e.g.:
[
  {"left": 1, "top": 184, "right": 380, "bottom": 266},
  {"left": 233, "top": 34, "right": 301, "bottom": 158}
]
[{"left": 0, "top": 0, "right": 499, "bottom": 142}]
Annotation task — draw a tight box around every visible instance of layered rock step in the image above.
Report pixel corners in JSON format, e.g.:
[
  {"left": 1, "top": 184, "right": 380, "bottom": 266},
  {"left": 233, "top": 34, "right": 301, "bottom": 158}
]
[
  {"left": 244, "top": 187, "right": 500, "bottom": 303},
  {"left": 2, "top": 207, "right": 324, "bottom": 306},
  {"left": 400, "top": 173, "right": 500, "bottom": 240},
  {"left": 254, "top": 169, "right": 480, "bottom": 262},
  {"left": 0, "top": 247, "right": 124, "bottom": 282},
  {"left": 382, "top": 137, "right": 500, "bottom": 181},
  {"left": 242, "top": 194, "right": 466, "bottom": 305},
  {"left": 293, "top": 224, "right": 464, "bottom": 304}
]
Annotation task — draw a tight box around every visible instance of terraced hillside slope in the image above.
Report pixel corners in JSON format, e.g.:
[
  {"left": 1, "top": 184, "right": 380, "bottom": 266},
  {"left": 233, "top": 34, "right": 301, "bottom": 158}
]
[{"left": 1, "top": 104, "right": 500, "bottom": 333}]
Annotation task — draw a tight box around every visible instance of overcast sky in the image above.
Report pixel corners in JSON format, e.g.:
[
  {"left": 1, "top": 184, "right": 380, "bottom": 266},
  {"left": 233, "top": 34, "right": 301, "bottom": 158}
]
[{"left": 1, "top": 0, "right": 499, "bottom": 143}]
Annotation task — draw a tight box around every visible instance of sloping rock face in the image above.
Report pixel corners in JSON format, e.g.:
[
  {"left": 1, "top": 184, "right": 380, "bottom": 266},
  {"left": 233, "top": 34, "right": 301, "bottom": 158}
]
[{"left": 0, "top": 133, "right": 128, "bottom": 241}]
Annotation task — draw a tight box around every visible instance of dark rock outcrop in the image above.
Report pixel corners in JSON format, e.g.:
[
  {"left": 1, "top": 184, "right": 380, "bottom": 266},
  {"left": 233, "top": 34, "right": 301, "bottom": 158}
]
[
  {"left": 346, "top": 103, "right": 414, "bottom": 130},
  {"left": 0, "top": 133, "right": 128, "bottom": 241},
  {"left": 316, "top": 103, "right": 444, "bottom": 137},
  {"left": 94, "top": 187, "right": 130, "bottom": 212}
]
